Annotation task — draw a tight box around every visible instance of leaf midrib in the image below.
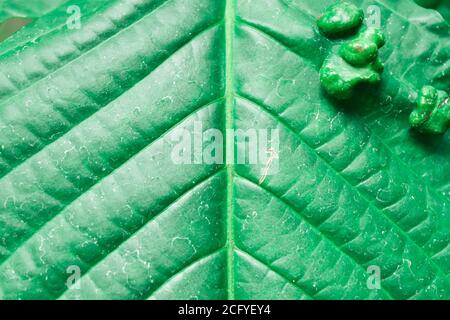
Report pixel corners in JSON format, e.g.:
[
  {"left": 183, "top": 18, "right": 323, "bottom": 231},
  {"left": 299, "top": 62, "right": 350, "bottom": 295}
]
[
  {"left": 1, "top": 0, "right": 448, "bottom": 300},
  {"left": 225, "top": 0, "right": 236, "bottom": 300}
]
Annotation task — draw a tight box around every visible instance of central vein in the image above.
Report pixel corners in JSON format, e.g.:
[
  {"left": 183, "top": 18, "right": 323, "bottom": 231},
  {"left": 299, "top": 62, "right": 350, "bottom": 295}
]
[{"left": 225, "top": 0, "right": 236, "bottom": 300}]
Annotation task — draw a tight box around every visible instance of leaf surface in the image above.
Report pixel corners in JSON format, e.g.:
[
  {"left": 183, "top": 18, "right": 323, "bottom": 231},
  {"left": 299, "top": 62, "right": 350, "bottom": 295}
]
[
  {"left": 415, "top": 0, "right": 450, "bottom": 23},
  {"left": 0, "top": 0, "right": 449, "bottom": 300},
  {"left": 0, "top": 0, "right": 70, "bottom": 22}
]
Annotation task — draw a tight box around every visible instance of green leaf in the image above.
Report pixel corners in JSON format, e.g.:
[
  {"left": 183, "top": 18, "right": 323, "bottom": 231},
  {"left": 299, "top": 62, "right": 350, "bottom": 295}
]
[
  {"left": 415, "top": 0, "right": 450, "bottom": 23},
  {"left": 0, "top": 0, "right": 70, "bottom": 22},
  {"left": 0, "top": 0, "right": 449, "bottom": 300}
]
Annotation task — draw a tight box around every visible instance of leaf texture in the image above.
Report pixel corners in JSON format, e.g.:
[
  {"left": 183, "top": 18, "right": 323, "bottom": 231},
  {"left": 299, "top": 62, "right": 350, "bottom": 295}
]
[
  {"left": 0, "top": 0, "right": 70, "bottom": 23},
  {"left": 0, "top": 0, "right": 449, "bottom": 300},
  {"left": 415, "top": 0, "right": 450, "bottom": 23}
]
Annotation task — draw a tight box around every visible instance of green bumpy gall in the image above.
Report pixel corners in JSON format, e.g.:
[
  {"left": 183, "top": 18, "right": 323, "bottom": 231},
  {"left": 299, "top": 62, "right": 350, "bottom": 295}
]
[
  {"left": 317, "top": 2, "right": 364, "bottom": 37},
  {"left": 339, "top": 28, "right": 385, "bottom": 66},
  {"left": 409, "top": 86, "right": 450, "bottom": 134},
  {"left": 318, "top": 3, "right": 385, "bottom": 99},
  {"left": 320, "top": 49, "right": 383, "bottom": 99}
]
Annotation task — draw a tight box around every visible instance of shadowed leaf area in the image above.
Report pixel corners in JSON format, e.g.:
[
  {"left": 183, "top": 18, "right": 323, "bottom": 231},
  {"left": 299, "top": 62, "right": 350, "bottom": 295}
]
[
  {"left": 415, "top": 0, "right": 450, "bottom": 23},
  {"left": 0, "top": 0, "right": 70, "bottom": 22}
]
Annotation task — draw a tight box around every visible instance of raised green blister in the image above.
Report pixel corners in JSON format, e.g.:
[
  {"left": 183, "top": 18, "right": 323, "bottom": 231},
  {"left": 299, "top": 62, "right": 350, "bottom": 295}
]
[
  {"left": 409, "top": 86, "right": 450, "bottom": 134},
  {"left": 320, "top": 48, "right": 382, "bottom": 99},
  {"left": 317, "top": 1, "right": 364, "bottom": 37},
  {"left": 318, "top": 3, "right": 385, "bottom": 99},
  {"left": 340, "top": 28, "right": 385, "bottom": 66}
]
